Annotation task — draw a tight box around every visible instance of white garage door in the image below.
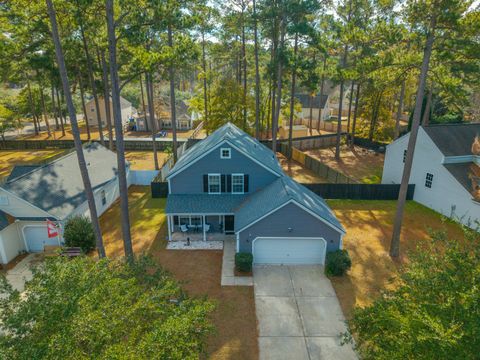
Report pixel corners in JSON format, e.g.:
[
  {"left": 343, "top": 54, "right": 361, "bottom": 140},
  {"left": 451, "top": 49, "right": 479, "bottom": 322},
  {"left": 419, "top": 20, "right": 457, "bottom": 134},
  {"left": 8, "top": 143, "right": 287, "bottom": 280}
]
[
  {"left": 253, "top": 237, "right": 327, "bottom": 265},
  {"left": 24, "top": 226, "right": 59, "bottom": 252}
]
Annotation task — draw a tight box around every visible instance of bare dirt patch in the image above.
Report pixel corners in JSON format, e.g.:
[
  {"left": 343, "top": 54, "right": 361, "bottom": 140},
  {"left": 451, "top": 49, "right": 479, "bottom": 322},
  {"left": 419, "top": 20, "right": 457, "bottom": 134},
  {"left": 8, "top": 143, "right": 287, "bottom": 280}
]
[
  {"left": 100, "top": 187, "right": 258, "bottom": 360},
  {"left": 277, "top": 152, "right": 327, "bottom": 183},
  {"left": 305, "top": 145, "right": 384, "bottom": 183},
  {"left": 17, "top": 121, "right": 105, "bottom": 141},
  {"left": 328, "top": 200, "right": 466, "bottom": 318}
]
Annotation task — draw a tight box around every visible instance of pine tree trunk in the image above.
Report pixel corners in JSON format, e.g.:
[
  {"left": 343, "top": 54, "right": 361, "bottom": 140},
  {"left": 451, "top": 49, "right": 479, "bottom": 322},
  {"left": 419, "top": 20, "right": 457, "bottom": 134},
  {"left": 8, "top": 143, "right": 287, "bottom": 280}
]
[
  {"left": 253, "top": 0, "right": 261, "bottom": 139},
  {"left": 78, "top": 73, "right": 91, "bottom": 140},
  {"left": 350, "top": 83, "right": 361, "bottom": 147},
  {"left": 100, "top": 49, "right": 114, "bottom": 150},
  {"left": 309, "top": 95, "right": 313, "bottom": 135},
  {"left": 394, "top": 80, "right": 406, "bottom": 139},
  {"left": 26, "top": 75, "right": 39, "bottom": 135},
  {"left": 106, "top": 0, "right": 133, "bottom": 259},
  {"left": 56, "top": 87, "right": 66, "bottom": 136},
  {"left": 46, "top": 0, "right": 105, "bottom": 258},
  {"left": 202, "top": 31, "right": 209, "bottom": 134},
  {"left": 422, "top": 86, "right": 433, "bottom": 126},
  {"left": 241, "top": 1, "right": 247, "bottom": 131},
  {"left": 51, "top": 83, "right": 60, "bottom": 130},
  {"left": 168, "top": 24, "right": 178, "bottom": 163},
  {"left": 346, "top": 81, "right": 355, "bottom": 135},
  {"left": 316, "top": 56, "right": 327, "bottom": 132},
  {"left": 146, "top": 72, "right": 159, "bottom": 170},
  {"left": 272, "top": 16, "right": 285, "bottom": 155},
  {"left": 38, "top": 78, "right": 51, "bottom": 137},
  {"left": 78, "top": 8, "right": 105, "bottom": 145},
  {"left": 139, "top": 73, "right": 149, "bottom": 132},
  {"left": 288, "top": 32, "right": 298, "bottom": 160},
  {"left": 390, "top": 19, "right": 436, "bottom": 258}
]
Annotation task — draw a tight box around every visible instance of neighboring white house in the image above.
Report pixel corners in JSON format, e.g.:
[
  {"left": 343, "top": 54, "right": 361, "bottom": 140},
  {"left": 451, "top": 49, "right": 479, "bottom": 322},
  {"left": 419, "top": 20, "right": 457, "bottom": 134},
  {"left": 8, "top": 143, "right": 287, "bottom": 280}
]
[
  {"left": 85, "top": 95, "right": 136, "bottom": 127},
  {"left": 382, "top": 123, "right": 480, "bottom": 229},
  {"left": 133, "top": 99, "right": 195, "bottom": 132},
  {"left": 0, "top": 144, "right": 129, "bottom": 264},
  {"left": 295, "top": 93, "right": 331, "bottom": 122}
]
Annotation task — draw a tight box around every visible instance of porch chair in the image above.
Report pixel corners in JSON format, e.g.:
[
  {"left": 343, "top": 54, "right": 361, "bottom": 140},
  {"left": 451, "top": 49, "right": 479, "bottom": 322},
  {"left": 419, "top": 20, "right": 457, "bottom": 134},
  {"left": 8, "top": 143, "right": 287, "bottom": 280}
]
[
  {"left": 180, "top": 224, "right": 189, "bottom": 233},
  {"left": 204, "top": 224, "right": 210, "bottom": 233}
]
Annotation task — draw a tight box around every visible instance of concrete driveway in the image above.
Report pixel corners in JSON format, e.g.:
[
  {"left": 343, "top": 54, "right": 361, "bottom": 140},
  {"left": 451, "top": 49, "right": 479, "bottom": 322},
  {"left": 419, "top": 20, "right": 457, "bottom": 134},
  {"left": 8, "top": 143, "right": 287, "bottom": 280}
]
[{"left": 254, "top": 265, "right": 357, "bottom": 360}]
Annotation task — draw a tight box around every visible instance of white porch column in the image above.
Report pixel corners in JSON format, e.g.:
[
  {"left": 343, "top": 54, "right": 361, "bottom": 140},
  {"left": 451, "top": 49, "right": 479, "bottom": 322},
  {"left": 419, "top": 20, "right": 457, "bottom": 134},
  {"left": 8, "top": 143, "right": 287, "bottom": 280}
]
[
  {"left": 203, "top": 215, "right": 206, "bottom": 242},
  {"left": 167, "top": 215, "right": 172, "bottom": 241}
]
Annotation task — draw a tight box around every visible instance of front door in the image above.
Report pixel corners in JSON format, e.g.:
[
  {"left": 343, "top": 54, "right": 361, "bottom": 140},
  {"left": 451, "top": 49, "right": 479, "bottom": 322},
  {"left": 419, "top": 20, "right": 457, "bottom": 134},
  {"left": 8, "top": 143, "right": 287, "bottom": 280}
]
[{"left": 224, "top": 215, "right": 234, "bottom": 234}]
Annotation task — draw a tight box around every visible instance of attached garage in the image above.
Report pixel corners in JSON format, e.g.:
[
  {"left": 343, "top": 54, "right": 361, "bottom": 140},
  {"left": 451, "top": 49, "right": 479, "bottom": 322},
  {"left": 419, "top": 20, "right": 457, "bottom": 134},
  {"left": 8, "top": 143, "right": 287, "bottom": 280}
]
[
  {"left": 253, "top": 237, "right": 327, "bottom": 265},
  {"left": 24, "top": 225, "right": 60, "bottom": 252}
]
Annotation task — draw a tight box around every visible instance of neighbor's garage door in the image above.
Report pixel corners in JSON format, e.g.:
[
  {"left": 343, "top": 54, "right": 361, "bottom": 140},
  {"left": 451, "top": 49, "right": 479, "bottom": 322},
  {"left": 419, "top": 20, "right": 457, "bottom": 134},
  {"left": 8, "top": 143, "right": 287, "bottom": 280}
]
[
  {"left": 253, "top": 237, "right": 327, "bottom": 265},
  {"left": 24, "top": 226, "right": 59, "bottom": 252}
]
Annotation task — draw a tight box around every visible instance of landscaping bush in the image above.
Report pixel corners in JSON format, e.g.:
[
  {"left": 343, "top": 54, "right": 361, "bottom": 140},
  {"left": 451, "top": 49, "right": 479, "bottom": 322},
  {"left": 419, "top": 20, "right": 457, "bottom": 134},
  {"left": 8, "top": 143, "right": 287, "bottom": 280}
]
[
  {"left": 235, "top": 252, "right": 253, "bottom": 272},
  {"left": 63, "top": 216, "right": 95, "bottom": 253},
  {"left": 325, "top": 250, "right": 351, "bottom": 276}
]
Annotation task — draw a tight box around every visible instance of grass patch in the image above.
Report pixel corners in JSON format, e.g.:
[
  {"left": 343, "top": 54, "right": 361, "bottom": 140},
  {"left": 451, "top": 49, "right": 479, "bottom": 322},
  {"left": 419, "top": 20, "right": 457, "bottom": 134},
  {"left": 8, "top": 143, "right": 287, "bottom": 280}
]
[
  {"left": 327, "top": 200, "right": 466, "bottom": 318},
  {"left": 0, "top": 150, "right": 65, "bottom": 178}
]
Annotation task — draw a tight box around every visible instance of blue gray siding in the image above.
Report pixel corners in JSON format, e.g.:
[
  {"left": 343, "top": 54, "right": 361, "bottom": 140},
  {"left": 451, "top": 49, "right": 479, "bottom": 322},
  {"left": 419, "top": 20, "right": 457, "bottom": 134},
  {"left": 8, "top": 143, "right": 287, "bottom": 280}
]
[
  {"left": 238, "top": 202, "right": 342, "bottom": 253},
  {"left": 169, "top": 142, "right": 279, "bottom": 194}
]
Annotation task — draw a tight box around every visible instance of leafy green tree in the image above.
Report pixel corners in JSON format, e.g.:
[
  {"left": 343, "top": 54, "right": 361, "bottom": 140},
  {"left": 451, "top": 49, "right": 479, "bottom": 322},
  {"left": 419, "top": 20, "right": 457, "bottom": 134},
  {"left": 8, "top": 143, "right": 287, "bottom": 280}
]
[
  {"left": 0, "top": 256, "right": 214, "bottom": 359},
  {"left": 347, "top": 229, "right": 480, "bottom": 359},
  {"left": 63, "top": 215, "right": 96, "bottom": 252}
]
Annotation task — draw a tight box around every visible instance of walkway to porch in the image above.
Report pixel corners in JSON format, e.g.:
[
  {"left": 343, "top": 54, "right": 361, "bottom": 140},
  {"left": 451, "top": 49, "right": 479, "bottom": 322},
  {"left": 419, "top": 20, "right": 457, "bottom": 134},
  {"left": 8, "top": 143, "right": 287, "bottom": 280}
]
[{"left": 170, "top": 231, "right": 229, "bottom": 242}]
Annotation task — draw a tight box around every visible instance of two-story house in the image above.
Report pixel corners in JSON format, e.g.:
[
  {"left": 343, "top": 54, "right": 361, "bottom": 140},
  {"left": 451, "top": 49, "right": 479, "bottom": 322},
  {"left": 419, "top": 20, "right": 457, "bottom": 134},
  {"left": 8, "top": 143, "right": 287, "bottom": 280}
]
[
  {"left": 382, "top": 123, "right": 480, "bottom": 229},
  {"left": 165, "top": 123, "right": 345, "bottom": 265}
]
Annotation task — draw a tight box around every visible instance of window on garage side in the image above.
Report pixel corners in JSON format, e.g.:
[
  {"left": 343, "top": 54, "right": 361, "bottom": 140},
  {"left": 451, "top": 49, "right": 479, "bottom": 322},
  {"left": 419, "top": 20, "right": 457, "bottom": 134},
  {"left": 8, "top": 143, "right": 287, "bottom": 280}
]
[
  {"left": 101, "top": 190, "right": 107, "bottom": 206},
  {"left": 403, "top": 149, "right": 407, "bottom": 163},
  {"left": 425, "top": 173, "right": 433, "bottom": 188}
]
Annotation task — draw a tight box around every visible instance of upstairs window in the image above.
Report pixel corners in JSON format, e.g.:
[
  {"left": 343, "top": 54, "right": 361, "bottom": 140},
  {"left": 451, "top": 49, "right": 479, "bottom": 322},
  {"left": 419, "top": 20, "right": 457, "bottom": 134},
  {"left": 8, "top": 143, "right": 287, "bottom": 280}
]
[
  {"left": 232, "top": 174, "right": 244, "bottom": 194},
  {"left": 425, "top": 173, "right": 433, "bottom": 188},
  {"left": 403, "top": 150, "right": 407, "bottom": 163},
  {"left": 101, "top": 190, "right": 107, "bottom": 206},
  {"left": 208, "top": 174, "right": 221, "bottom": 194},
  {"left": 220, "top": 148, "right": 231, "bottom": 159}
]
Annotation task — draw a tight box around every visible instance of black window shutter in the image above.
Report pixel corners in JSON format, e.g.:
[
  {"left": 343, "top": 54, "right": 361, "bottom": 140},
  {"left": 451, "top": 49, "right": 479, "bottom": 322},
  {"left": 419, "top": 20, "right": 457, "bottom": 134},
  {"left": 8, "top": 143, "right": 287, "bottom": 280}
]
[
  {"left": 244, "top": 174, "right": 249, "bottom": 192},
  {"left": 226, "top": 175, "right": 232, "bottom": 193},
  {"left": 221, "top": 174, "right": 226, "bottom": 193},
  {"left": 203, "top": 175, "right": 208, "bottom": 192},
  {"left": 173, "top": 216, "right": 179, "bottom": 225}
]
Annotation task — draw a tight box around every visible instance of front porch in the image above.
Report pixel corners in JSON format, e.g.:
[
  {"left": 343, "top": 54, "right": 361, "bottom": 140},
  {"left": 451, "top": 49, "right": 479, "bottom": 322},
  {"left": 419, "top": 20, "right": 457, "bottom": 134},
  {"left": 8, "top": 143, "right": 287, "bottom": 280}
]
[{"left": 166, "top": 214, "right": 235, "bottom": 242}]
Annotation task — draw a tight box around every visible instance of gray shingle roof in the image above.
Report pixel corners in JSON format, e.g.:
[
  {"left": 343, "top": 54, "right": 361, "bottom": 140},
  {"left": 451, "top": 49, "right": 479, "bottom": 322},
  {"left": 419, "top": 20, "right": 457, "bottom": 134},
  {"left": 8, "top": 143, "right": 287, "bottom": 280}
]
[
  {"left": 423, "top": 123, "right": 480, "bottom": 156},
  {"left": 7, "top": 165, "right": 41, "bottom": 182},
  {"left": 2, "top": 143, "right": 120, "bottom": 220},
  {"left": 166, "top": 194, "right": 248, "bottom": 214},
  {"left": 444, "top": 162, "right": 479, "bottom": 194},
  {"left": 167, "top": 122, "right": 283, "bottom": 178},
  {"left": 235, "top": 176, "right": 345, "bottom": 233}
]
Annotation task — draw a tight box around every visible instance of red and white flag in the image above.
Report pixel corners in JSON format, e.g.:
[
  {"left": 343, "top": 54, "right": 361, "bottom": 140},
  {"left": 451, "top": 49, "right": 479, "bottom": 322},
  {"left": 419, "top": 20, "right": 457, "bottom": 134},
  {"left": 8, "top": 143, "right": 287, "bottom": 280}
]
[{"left": 46, "top": 219, "right": 59, "bottom": 238}]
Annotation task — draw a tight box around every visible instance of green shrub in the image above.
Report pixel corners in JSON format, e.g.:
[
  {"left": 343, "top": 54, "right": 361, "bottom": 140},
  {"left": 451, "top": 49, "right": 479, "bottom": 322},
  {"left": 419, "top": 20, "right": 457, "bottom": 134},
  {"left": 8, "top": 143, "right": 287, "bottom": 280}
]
[
  {"left": 63, "top": 216, "right": 95, "bottom": 253},
  {"left": 325, "top": 250, "right": 351, "bottom": 276},
  {"left": 235, "top": 252, "right": 253, "bottom": 272}
]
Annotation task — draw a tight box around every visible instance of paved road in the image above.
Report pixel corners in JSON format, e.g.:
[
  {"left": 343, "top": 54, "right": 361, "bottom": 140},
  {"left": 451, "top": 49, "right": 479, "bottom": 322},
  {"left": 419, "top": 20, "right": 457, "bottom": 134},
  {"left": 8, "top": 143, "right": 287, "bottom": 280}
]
[{"left": 254, "top": 265, "right": 357, "bottom": 360}]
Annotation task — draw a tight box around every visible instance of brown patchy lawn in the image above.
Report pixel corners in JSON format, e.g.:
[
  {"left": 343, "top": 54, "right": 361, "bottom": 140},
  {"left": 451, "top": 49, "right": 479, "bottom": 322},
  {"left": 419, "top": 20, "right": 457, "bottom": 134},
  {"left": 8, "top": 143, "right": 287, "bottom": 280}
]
[
  {"left": 100, "top": 186, "right": 258, "bottom": 360},
  {"left": 124, "top": 129, "right": 207, "bottom": 139},
  {"left": 0, "top": 149, "right": 66, "bottom": 178},
  {"left": 327, "top": 200, "right": 466, "bottom": 318},
  {"left": 277, "top": 152, "right": 327, "bottom": 183},
  {"left": 305, "top": 145, "right": 385, "bottom": 183},
  {"left": 124, "top": 151, "right": 169, "bottom": 170}
]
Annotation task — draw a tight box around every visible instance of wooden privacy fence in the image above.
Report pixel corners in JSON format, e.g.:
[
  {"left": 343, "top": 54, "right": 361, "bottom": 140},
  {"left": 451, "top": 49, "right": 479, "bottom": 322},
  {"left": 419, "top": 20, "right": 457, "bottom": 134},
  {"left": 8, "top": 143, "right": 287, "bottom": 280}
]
[
  {"left": 279, "top": 143, "right": 356, "bottom": 184},
  {"left": 302, "top": 183, "right": 415, "bottom": 200},
  {"left": 292, "top": 118, "right": 348, "bottom": 133}
]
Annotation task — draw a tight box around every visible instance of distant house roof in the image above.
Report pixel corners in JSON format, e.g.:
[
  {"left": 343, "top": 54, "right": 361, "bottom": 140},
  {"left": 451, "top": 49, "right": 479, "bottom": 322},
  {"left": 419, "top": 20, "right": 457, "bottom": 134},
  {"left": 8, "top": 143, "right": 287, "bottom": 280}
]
[
  {"left": 423, "top": 123, "right": 480, "bottom": 156},
  {"left": 166, "top": 122, "right": 284, "bottom": 179},
  {"left": 234, "top": 176, "right": 345, "bottom": 233},
  {"left": 295, "top": 94, "right": 329, "bottom": 109},
  {"left": 166, "top": 194, "right": 248, "bottom": 214},
  {"left": 6, "top": 165, "right": 41, "bottom": 182},
  {"left": 86, "top": 95, "right": 132, "bottom": 109},
  {"left": 1, "top": 143, "right": 121, "bottom": 220}
]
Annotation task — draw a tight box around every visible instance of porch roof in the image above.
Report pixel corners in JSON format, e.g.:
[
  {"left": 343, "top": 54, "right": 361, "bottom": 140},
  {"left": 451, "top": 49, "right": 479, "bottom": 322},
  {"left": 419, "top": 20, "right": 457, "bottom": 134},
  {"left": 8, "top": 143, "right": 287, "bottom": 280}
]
[{"left": 166, "top": 194, "right": 248, "bottom": 215}]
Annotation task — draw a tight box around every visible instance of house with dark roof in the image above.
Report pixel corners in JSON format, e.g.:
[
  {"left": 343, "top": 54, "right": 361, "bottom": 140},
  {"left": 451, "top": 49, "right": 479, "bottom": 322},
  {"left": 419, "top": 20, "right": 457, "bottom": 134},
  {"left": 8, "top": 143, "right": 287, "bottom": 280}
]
[
  {"left": 0, "top": 143, "right": 128, "bottom": 264},
  {"left": 294, "top": 93, "right": 331, "bottom": 122},
  {"left": 165, "top": 122, "right": 345, "bottom": 265},
  {"left": 382, "top": 123, "right": 480, "bottom": 229}
]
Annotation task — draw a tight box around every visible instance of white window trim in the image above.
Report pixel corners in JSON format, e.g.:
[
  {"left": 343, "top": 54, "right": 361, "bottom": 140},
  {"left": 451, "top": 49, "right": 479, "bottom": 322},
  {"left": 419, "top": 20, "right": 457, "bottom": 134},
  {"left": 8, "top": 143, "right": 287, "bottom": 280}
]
[
  {"left": 208, "top": 173, "right": 221, "bottom": 194},
  {"left": 232, "top": 173, "right": 244, "bottom": 194},
  {"left": 220, "top": 148, "right": 231, "bottom": 159}
]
